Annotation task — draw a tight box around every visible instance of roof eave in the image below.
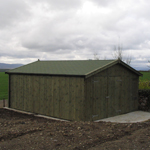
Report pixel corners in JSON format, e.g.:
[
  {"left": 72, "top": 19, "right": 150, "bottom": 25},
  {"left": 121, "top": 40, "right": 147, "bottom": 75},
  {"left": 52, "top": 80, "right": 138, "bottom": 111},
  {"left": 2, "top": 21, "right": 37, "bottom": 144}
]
[
  {"left": 5, "top": 72, "right": 85, "bottom": 77},
  {"left": 5, "top": 61, "right": 38, "bottom": 74}
]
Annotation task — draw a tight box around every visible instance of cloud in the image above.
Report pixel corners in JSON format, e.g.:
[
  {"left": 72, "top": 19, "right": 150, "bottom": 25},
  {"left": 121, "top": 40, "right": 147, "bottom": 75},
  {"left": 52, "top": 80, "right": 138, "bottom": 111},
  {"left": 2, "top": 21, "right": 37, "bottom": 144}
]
[
  {"left": 0, "top": 0, "right": 150, "bottom": 70},
  {"left": 0, "top": 0, "right": 30, "bottom": 28}
]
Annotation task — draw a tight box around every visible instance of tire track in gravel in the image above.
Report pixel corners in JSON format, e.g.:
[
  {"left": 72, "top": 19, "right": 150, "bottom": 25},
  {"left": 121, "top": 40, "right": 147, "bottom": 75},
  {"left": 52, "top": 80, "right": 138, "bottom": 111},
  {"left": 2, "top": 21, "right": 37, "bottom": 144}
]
[{"left": 73, "top": 122, "right": 150, "bottom": 150}]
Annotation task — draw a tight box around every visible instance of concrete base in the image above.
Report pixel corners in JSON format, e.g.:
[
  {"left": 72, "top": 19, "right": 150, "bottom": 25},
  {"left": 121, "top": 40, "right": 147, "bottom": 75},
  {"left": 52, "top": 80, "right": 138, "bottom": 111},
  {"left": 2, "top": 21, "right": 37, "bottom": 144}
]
[
  {"left": 95, "top": 111, "right": 150, "bottom": 123},
  {"left": 3, "top": 108, "right": 150, "bottom": 123}
]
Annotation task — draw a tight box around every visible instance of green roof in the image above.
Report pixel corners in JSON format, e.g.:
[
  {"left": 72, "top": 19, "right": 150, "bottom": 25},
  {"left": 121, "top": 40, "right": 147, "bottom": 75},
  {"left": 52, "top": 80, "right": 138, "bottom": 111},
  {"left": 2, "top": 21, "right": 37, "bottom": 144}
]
[{"left": 6, "top": 59, "right": 142, "bottom": 77}]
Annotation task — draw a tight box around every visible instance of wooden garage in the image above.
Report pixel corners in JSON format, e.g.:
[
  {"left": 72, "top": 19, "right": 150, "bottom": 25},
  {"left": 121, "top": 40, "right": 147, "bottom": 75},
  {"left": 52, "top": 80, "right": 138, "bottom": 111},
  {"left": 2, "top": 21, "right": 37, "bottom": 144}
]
[{"left": 6, "top": 59, "right": 142, "bottom": 121}]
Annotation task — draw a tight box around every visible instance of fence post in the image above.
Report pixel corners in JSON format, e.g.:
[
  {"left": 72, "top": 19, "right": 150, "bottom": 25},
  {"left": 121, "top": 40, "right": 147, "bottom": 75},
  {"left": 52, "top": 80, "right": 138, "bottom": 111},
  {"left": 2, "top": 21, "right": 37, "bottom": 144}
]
[{"left": 3, "top": 98, "right": 5, "bottom": 107}]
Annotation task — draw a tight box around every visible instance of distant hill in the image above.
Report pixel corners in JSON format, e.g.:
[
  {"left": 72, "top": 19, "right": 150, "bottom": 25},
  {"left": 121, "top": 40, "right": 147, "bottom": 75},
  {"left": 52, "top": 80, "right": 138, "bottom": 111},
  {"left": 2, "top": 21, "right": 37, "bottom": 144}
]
[{"left": 0, "top": 63, "right": 23, "bottom": 69}]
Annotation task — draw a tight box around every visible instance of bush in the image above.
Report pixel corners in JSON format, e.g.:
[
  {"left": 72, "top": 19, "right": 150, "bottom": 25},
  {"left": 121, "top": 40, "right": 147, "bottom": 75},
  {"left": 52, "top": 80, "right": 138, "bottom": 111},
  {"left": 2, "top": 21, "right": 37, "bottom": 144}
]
[{"left": 139, "top": 80, "right": 150, "bottom": 89}]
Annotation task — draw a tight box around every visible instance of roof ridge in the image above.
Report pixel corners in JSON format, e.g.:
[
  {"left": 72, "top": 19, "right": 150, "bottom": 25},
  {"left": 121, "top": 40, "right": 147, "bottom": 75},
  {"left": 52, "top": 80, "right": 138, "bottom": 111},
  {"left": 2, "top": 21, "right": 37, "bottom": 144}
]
[{"left": 40, "top": 59, "right": 115, "bottom": 62}]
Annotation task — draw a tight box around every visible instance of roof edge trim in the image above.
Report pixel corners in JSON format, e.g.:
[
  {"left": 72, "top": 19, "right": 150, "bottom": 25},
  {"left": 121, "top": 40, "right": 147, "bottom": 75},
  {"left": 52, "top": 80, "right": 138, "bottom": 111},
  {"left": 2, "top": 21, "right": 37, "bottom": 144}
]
[
  {"left": 85, "top": 59, "right": 118, "bottom": 78},
  {"left": 117, "top": 59, "right": 142, "bottom": 76},
  {"left": 85, "top": 59, "right": 142, "bottom": 78}
]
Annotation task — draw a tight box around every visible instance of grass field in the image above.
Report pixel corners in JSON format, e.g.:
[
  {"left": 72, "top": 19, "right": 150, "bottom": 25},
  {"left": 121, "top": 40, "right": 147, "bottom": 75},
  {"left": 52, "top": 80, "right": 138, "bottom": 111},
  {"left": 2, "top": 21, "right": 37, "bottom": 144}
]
[
  {"left": 0, "top": 72, "right": 8, "bottom": 100},
  {"left": 0, "top": 71, "right": 149, "bottom": 100},
  {"left": 139, "top": 72, "right": 150, "bottom": 81}
]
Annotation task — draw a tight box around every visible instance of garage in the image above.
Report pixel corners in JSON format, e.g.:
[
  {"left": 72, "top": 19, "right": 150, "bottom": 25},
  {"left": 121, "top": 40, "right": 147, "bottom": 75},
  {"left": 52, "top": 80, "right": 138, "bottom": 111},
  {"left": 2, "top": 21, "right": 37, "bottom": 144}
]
[{"left": 6, "top": 59, "right": 142, "bottom": 121}]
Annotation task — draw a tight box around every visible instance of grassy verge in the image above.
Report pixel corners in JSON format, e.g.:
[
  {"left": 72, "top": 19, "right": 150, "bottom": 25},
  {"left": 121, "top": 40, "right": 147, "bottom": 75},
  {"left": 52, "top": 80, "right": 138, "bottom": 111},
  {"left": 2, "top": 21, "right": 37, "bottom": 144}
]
[
  {"left": 139, "top": 80, "right": 150, "bottom": 89},
  {"left": 0, "top": 72, "right": 8, "bottom": 100}
]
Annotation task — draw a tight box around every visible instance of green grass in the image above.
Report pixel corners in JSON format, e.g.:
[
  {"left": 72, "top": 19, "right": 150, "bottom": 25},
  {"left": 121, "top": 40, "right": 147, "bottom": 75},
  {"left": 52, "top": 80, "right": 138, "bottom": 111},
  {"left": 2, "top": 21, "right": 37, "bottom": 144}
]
[
  {"left": 0, "top": 72, "right": 8, "bottom": 100},
  {"left": 139, "top": 71, "right": 150, "bottom": 89},
  {"left": 139, "top": 72, "right": 150, "bottom": 81}
]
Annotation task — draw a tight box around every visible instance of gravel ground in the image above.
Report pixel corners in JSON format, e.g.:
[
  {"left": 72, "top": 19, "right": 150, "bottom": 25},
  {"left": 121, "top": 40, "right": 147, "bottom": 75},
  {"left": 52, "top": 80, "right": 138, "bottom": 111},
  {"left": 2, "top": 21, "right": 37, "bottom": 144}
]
[{"left": 0, "top": 108, "right": 150, "bottom": 150}]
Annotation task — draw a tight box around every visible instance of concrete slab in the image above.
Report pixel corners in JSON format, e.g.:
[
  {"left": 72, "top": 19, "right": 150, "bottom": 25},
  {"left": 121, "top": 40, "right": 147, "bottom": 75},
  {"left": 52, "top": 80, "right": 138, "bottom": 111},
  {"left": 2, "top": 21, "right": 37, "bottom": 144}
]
[{"left": 95, "top": 111, "right": 150, "bottom": 123}]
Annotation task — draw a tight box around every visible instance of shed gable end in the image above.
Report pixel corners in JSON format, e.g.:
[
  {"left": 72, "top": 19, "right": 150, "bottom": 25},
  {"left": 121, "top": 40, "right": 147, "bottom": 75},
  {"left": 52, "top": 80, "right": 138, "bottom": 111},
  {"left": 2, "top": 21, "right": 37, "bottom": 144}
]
[{"left": 84, "top": 64, "right": 139, "bottom": 121}]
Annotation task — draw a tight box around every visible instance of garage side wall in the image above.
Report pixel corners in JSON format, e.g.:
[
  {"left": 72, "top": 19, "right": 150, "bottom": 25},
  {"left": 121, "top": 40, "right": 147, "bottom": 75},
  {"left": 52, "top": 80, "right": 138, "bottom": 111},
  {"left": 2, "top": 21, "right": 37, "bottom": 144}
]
[
  {"left": 84, "top": 64, "right": 139, "bottom": 121},
  {"left": 9, "top": 74, "right": 85, "bottom": 121}
]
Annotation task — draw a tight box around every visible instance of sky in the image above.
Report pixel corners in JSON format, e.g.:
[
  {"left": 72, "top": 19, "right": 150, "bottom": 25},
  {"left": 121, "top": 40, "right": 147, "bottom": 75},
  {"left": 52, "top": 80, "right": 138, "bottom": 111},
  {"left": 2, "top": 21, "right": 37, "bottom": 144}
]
[{"left": 0, "top": 0, "right": 150, "bottom": 70}]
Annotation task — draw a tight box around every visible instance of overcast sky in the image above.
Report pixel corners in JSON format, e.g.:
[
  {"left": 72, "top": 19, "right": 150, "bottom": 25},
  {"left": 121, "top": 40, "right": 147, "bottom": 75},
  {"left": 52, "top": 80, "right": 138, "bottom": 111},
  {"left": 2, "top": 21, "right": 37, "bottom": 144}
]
[{"left": 0, "top": 0, "right": 150, "bottom": 70}]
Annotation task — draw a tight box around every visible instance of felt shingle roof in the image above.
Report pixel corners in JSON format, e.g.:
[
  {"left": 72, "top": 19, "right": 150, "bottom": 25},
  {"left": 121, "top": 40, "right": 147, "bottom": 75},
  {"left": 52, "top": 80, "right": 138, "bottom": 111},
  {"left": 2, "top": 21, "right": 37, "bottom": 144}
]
[{"left": 6, "top": 59, "right": 142, "bottom": 77}]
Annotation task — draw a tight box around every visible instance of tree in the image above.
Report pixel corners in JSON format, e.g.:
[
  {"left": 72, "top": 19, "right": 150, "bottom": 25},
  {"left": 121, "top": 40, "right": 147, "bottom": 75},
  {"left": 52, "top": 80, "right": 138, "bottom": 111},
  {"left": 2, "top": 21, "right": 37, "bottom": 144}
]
[
  {"left": 93, "top": 52, "right": 100, "bottom": 60},
  {"left": 113, "top": 43, "right": 123, "bottom": 61},
  {"left": 112, "top": 43, "right": 132, "bottom": 65},
  {"left": 148, "top": 60, "right": 150, "bottom": 69},
  {"left": 125, "top": 55, "right": 132, "bottom": 65}
]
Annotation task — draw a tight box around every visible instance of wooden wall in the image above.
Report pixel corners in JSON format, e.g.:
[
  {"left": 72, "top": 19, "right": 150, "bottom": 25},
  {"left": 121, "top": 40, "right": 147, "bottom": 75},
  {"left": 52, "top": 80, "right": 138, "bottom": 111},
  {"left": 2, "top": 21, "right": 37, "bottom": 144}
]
[
  {"left": 84, "top": 64, "right": 139, "bottom": 121},
  {"left": 9, "top": 75, "right": 85, "bottom": 121}
]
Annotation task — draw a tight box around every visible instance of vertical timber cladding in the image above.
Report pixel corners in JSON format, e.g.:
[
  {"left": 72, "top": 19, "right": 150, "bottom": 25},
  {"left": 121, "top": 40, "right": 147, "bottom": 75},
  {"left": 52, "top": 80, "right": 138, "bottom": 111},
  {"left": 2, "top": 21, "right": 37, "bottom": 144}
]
[
  {"left": 84, "top": 69, "right": 108, "bottom": 121},
  {"left": 9, "top": 74, "right": 85, "bottom": 121},
  {"left": 52, "top": 76, "right": 85, "bottom": 121},
  {"left": 129, "top": 74, "right": 139, "bottom": 111},
  {"left": 85, "top": 64, "right": 139, "bottom": 121},
  {"left": 9, "top": 74, "right": 22, "bottom": 110},
  {"left": 10, "top": 75, "right": 15, "bottom": 108}
]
